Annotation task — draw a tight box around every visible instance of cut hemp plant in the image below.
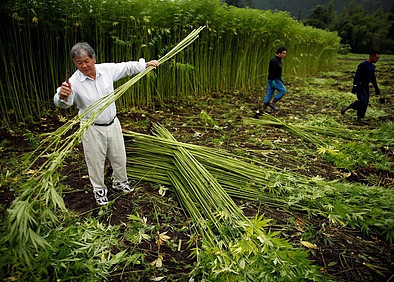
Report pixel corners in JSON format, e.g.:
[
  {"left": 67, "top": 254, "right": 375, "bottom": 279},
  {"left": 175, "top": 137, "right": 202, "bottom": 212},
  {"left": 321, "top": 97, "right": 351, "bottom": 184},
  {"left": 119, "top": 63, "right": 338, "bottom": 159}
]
[
  {"left": 125, "top": 124, "right": 325, "bottom": 281},
  {"left": 125, "top": 125, "right": 393, "bottom": 245}
]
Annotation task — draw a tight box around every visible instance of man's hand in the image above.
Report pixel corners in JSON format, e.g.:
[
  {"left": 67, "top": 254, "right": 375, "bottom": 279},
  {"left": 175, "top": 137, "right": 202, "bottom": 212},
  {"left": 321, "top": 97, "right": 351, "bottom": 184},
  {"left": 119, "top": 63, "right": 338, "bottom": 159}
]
[
  {"left": 59, "top": 81, "right": 71, "bottom": 101},
  {"left": 146, "top": 60, "right": 159, "bottom": 68},
  {"left": 375, "top": 88, "right": 381, "bottom": 95},
  {"left": 269, "top": 80, "right": 277, "bottom": 89},
  {"left": 351, "top": 84, "right": 358, "bottom": 94}
]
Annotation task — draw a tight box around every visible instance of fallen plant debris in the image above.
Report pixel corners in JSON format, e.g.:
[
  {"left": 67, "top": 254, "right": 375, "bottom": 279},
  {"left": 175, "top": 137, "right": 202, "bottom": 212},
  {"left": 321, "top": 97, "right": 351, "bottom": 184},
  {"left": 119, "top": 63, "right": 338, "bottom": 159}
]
[{"left": 244, "top": 115, "right": 394, "bottom": 171}]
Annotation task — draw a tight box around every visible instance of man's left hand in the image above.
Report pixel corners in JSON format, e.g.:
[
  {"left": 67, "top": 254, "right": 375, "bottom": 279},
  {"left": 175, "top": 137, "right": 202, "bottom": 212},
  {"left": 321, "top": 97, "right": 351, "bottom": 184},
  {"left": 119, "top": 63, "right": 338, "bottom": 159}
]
[{"left": 146, "top": 60, "right": 159, "bottom": 68}]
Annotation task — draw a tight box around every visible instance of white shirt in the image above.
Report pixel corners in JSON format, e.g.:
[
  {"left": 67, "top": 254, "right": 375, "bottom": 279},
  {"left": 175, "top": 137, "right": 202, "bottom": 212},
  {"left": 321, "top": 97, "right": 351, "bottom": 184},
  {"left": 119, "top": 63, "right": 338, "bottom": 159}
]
[{"left": 54, "top": 59, "right": 146, "bottom": 124}]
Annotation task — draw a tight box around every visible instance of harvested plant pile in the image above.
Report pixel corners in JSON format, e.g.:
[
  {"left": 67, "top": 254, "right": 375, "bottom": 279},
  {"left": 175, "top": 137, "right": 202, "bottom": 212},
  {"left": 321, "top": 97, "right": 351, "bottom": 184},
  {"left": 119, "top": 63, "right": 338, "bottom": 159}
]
[{"left": 125, "top": 125, "right": 394, "bottom": 245}]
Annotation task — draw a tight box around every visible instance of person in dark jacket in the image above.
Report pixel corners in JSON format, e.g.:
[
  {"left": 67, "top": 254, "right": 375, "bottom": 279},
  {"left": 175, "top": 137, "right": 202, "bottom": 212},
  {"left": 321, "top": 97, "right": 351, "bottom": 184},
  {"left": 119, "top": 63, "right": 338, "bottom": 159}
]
[
  {"left": 262, "top": 47, "right": 287, "bottom": 112},
  {"left": 341, "top": 51, "right": 381, "bottom": 124}
]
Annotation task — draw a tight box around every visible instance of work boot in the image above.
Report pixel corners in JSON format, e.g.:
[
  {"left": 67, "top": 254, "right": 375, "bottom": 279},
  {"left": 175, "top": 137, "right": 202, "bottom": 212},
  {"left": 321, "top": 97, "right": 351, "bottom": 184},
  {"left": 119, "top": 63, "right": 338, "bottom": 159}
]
[
  {"left": 341, "top": 104, "right": 350, "bottom": 115},
  {"left": 269, "top": 99, "right": 279, "bottom": 111}
]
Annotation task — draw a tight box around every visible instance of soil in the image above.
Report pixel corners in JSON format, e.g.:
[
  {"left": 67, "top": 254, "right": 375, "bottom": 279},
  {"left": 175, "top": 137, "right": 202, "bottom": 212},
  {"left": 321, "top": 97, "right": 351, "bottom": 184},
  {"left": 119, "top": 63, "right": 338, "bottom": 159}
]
[{"left": 1, "top": 57, "right": 393, "bottom": 281}]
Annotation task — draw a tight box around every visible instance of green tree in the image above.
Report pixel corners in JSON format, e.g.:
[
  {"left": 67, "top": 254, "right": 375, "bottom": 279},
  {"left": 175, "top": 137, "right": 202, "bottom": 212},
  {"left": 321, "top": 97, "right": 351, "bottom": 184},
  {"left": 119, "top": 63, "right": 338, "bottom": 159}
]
[
  {"left": 334, "top": 2, "right": 391, "bottom": 53},
  {"left": 304, "top": 1, "right": 393, "bottom": 53},
  {"left": 224, "top": 0, "right": 244, "bottom": 8},
  {"left": 304, "top": 0, "right": 335, "bottom": 30},
  {"left": 223, "top": 0, "right": 254, "bottom": 8},
  {"left": 384, "top": 6, "right": 394, "bottom": 53}
]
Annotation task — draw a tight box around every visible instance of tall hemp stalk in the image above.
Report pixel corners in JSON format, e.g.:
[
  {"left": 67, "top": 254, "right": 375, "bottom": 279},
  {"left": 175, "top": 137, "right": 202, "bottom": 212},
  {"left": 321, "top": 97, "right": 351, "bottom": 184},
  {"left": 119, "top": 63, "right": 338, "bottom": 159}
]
[{"left": 6, "top": 26, "right": 205, "bottom": 265}]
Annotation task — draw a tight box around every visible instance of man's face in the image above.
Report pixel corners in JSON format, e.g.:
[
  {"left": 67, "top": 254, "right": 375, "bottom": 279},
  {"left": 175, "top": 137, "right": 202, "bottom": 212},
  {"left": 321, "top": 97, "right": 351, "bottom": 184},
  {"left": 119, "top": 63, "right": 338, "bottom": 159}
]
[
  {"left": 370, "top": 54, "right": 380, "bottom": 63},
  {"left": 74, "top": 53, "right": 96, "bottom": 78},
  {"left": 278, "top": 51, "right": 287, "bottom": 59}
]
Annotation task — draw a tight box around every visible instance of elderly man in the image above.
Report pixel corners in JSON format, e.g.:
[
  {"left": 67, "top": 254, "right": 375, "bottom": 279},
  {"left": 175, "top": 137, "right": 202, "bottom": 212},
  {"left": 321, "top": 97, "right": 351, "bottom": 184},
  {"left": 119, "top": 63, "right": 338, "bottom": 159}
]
[{"left": 54, "top": 42, "right": 158, "bottom": 205}]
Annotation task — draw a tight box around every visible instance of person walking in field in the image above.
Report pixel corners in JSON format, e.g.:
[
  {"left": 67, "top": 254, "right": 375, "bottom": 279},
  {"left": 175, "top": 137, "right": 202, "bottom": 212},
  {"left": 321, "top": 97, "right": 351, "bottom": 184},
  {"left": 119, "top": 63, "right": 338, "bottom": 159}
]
[
  {"left": 54, "top": 42, "right": 158, "bottom": 205},
  {"left": 261, "top": 46, "right": 287, "bottom": 112},
  {"left": 341, "top": 51, "right": 381, "bottom": 124}
]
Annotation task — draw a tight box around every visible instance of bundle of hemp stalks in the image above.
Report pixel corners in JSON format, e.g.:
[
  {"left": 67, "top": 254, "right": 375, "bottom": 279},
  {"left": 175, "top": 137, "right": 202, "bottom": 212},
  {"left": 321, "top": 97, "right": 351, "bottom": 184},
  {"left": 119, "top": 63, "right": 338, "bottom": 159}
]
[
  {"left": 124, "top": 124, "right": 393, "bottom": 245},
  {"left": 125, "top": 124, "right": 324, "bottom": 280}
]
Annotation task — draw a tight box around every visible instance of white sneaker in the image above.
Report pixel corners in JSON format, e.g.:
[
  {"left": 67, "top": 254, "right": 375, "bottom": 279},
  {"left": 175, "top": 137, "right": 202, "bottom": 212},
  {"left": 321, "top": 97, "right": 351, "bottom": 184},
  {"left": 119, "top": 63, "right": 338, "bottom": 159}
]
[
  {"left": 94, "top": 189, "right": 108, "bottom": 205},
  {"left": 112, "top": 181, "right": 134, "bottom": 193}
]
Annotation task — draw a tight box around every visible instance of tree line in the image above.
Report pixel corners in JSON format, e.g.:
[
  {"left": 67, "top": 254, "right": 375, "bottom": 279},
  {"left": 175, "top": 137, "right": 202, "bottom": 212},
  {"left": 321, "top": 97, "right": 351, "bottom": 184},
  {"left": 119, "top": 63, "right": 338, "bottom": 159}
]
[
  {"left": 302, "top": 1, "right": 393, "bottom": 53},
  {"left": 224, "top": 0, "right": 394, "bottom": 54}
]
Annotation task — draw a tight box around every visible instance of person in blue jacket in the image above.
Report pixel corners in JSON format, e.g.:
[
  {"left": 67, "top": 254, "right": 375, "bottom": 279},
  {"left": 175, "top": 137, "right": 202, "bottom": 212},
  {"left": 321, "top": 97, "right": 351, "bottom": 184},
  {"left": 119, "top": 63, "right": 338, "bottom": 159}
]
[
  {"left": 341, "top": 51, "right": 381, "bottom": 124},
  {"left": 262, "top": 47, "right": 287, "bottom": 112}
]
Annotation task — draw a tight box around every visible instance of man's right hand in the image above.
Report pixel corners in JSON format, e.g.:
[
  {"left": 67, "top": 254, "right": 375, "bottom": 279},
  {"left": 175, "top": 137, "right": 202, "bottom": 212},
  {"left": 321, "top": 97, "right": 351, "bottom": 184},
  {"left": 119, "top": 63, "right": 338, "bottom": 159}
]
[
  {"left": 59, "top": 81, "right": 71, "bottom": 101},
  {"left": 351, "top": 85, "right": 358, "bottom": 94},
  {"left": 269, "top": 80, "right": 277, "bottom": 89}
]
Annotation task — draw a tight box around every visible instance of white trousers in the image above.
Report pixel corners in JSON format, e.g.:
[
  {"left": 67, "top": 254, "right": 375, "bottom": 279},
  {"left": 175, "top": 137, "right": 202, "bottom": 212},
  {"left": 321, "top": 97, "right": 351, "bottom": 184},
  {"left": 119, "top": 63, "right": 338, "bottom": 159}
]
[{"left": 82, "top": 118, "right": 127, "bottom": 192}]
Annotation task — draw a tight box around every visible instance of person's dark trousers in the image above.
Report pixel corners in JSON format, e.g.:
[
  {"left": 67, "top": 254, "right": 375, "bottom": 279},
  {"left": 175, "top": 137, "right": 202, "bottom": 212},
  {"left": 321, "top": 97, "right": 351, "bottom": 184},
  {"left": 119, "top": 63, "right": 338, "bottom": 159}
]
[{"left": 349, "top": 86, "right": 369, "bottom": 118}]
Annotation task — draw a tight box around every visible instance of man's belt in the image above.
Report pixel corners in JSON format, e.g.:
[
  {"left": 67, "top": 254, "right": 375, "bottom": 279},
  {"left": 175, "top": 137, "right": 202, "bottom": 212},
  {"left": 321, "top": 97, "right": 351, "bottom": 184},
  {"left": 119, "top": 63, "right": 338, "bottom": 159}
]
[{"left": 94, "top": 116, "right": 117, "bottom": 126}]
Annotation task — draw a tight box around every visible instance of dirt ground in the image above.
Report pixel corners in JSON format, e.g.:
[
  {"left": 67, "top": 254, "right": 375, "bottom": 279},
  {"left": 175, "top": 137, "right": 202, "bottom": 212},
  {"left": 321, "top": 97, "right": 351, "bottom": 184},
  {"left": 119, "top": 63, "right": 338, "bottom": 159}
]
[{"left": 1, "top": 56, "right": 393, "bottom": 281}]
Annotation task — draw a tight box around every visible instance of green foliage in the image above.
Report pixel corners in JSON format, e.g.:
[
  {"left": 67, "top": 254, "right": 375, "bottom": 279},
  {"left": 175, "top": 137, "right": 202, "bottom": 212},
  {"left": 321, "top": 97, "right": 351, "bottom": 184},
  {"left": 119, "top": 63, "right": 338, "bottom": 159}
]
[
  {"left": 6, "top": 173, "right": 65, "bottom": 266},
  {"left": 192, "top": 218, "right": 323, "bottom": 281},
  {"left": 335, "top": 4, "right": 391, "bottom": 53},
  {"left": 2, "top": 217, "right": 143, "bottom": 280},
  {"left": 200, "top": 110, "right": 218, "bottom": 127},
  {"left": 338, "top": 43, "right": 351, "bottom": 54},
  {"left": 125, "top": 212, "right": 155, "bottom": 244},
  {"left": 23, "top": 130, "right": 40, "bottom": 147},
  {"left": 369, "top": 122, "right": 394, "bottom": 146},
  {"left": 322, "top": 141, "right": 393, "bottom": 171}
]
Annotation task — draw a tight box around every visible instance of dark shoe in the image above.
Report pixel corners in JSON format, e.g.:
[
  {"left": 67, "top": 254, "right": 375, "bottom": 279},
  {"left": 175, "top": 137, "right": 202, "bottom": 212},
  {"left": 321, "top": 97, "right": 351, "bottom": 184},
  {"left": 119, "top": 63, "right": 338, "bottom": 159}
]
[
  {"left": 254, "top": 105, "right": 270, "bottom": 117},
  {"left": 356, "top": 117, "right": 368, "bottom": 125},
  {"left": 341, "top": 105, "right": 350, "bottom": 115},
  {"left": 253, "top": 110, "right": 263, "bottom": 118},
  {"left": 269, "top": 100, "right": 279, "bottom": 111},
  {"left": 262, "top": 102, "right": 271, "bottom": 113}
]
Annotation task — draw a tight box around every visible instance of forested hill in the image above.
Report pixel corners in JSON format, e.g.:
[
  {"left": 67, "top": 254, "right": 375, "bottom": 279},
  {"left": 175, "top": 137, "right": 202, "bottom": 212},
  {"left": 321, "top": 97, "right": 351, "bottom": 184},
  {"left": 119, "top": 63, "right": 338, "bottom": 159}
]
[{"left": 242, "top": 0, "right": 392, "bottom": 19}]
